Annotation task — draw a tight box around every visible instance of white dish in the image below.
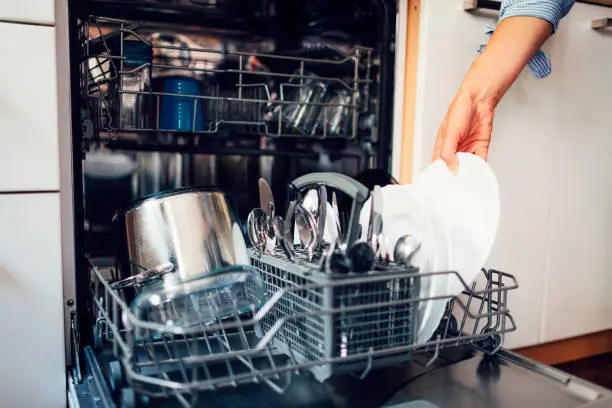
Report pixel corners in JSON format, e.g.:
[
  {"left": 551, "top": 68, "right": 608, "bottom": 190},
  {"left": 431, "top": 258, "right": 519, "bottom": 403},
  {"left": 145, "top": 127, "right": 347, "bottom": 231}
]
[
  {"left": 414, "top": 153, "right": 500, "bottom": 296},
  {"left": 358, "top": 184, "right": 440, "bottom": 343},
  {"left": 411, "top": 187, "right": 452, "bottom": 343}
]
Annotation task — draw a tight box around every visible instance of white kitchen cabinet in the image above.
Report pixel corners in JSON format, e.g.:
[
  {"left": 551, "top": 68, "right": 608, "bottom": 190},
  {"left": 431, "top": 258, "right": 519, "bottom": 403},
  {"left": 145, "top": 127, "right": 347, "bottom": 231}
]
[
  {"left": 407, "top": 0, "right": 612, "bottom": 347},
  {"left": 0, "top": 1, "right": 54, "bottom": 25},
  {"left": 409, "top": 0, "right": 570, "bottom": 348},
  {"left": 542, "top": 3, "right": 612, "bottom": 342},
  {"left": 0, "top": 22, "right": 60, "bottom": 192},
  {"left": 0, "top": 193, "right": 65, "bottom": 407}
]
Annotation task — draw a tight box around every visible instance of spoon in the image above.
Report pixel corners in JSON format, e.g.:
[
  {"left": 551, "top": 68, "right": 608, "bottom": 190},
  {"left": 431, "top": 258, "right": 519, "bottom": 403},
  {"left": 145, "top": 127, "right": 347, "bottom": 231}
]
[
  {"left": 247, "top": 208, "right": 276, "bottom": 255},
  {"left": 394, "top": 234, "right": 422, "bottom": 265},
  {"left": 295, "top": 203, "right": 318, "bottom": 261}
]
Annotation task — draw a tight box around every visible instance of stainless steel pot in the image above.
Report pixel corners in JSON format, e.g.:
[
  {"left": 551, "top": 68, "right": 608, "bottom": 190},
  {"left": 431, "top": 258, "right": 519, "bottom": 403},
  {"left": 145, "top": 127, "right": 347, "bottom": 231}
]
[{"left": 114, "top": 187, "right": 249, "bottom": 284}]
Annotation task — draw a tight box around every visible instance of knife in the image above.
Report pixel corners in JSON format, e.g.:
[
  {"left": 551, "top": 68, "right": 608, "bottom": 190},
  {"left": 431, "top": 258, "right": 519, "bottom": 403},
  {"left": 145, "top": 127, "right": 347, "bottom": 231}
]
[
  {"left": 317, "top": 185, "right": 327, "bottom": 252},
  {"left": 331, "top": 191, "right": 341, "bottom": 241},
  {"left": 367, "top": 185, "right": 384, "bottom": 257},
  {"left": 258, "top": 177, "right": 275, "bottom": 217},
  {"left": 282, "top": 200, "right": 297, "bottom": 261}
]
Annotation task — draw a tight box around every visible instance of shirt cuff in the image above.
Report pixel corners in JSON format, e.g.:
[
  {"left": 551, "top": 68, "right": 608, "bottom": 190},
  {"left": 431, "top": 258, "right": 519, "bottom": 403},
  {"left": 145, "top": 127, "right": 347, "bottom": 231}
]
[{"left": 499, "top": 0, "right": 565, "bottom": 33}]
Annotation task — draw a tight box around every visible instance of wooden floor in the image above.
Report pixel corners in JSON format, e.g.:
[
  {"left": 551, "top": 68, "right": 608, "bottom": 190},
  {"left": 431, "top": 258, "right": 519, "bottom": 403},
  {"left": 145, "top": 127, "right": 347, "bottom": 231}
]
[{"left": 554, "top": 353, "right": 612, "bottom": 390}]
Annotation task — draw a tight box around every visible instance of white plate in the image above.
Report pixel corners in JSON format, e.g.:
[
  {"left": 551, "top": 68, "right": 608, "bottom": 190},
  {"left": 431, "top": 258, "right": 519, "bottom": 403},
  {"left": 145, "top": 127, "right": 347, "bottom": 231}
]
[
  {"left": 415, "top": 153, "right": 500, "bottom": 296},
  {"left": 358, "top": 185, "right": 439, "bottom": 343},
  {"left": 411, "top": 188, "right": 452, "bottom": 343}
]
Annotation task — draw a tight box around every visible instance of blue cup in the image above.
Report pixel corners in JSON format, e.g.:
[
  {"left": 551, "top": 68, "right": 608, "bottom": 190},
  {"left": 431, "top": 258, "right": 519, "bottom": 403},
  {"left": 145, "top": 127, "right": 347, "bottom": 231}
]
[{"left": 159, "top": 77, "right": 205, "bottom": 132}]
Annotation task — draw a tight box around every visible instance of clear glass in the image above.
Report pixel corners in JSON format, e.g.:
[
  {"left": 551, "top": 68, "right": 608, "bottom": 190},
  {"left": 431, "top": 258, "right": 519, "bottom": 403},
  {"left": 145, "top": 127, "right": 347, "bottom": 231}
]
[{"left": 130, "top": 265, "right": 267, "bottom": 331}]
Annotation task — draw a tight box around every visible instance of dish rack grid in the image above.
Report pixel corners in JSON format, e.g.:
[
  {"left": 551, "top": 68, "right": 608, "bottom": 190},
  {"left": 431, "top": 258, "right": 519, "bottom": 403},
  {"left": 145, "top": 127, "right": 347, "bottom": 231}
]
[
  {"left": 81, "top": 16, "right": 375, "bottom": 144},
  {"left": 89, "top": 253, "right": 517, "bottom": 408}
]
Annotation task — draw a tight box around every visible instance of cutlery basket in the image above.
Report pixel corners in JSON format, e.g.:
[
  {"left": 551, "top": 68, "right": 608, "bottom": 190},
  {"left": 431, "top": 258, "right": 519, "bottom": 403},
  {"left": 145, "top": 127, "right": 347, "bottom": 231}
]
[{"left": 250, "top": 248, "right": 420, "bottom": 382}]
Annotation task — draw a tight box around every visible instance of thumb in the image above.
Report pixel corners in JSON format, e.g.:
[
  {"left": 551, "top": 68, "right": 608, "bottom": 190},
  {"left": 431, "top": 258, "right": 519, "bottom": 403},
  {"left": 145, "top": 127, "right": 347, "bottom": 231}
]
[{"left": 440, "top": 139, "right": 459, "bottom": 174}]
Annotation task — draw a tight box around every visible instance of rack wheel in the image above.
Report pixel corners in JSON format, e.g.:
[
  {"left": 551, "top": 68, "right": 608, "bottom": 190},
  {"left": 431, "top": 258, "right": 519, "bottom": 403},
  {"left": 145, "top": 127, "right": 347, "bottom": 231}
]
[
  {"left": 435, "top": 314, "right": 458, "bottom": 337},
  {"left": 107, "top": 360, "right": 124, "bottom": 392},
  {"left": 477, "top": 331, "right": 502, "bottom": 353},
  {"left": 119, "top": 388, "right": 135, "bottom": 408},
  {"left": 99, "top": 352, "right": 124, "bottom": 393}
]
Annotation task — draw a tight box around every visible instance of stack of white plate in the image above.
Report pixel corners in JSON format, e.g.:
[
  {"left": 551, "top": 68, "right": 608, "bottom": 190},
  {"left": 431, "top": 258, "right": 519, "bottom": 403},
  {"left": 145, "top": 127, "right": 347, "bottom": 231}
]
[{"left": 359, "top": 153, "right": 500, "bottom": 344}]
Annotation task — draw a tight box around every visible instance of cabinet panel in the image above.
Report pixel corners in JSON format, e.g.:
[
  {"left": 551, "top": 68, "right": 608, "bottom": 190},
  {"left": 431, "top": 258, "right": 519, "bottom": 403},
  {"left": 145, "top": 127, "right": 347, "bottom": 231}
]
[
  {"left": 0, "top": 194, "right": 65, "bottom": 407},
  {"left": 412, "top": 0, "right": 568, "bottom": 348},
  {"left": 0, "top": 23, "right": 59, "bottom": 192},
  {"left": 543, "top": 3, "right": 612, "bottom": 342},
  {"left": 0, "top": 1, "right": 54, "bottom": 25}
]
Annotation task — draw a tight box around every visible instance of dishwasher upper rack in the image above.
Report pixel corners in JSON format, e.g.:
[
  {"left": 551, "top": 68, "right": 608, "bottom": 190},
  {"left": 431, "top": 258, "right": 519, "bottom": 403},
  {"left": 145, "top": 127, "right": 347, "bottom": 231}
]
[
  {"left": 81, "top": 16, "right": 375, "bottom": 143},
  {"left": 89, "top": 254, "right": 517, "bottom": 408}
]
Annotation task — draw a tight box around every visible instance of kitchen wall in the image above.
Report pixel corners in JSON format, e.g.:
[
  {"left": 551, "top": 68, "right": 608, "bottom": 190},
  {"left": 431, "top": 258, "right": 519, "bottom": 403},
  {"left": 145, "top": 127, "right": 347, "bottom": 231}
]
[{"left": 402, "top": 0, "right": 612, "bottom": 348}]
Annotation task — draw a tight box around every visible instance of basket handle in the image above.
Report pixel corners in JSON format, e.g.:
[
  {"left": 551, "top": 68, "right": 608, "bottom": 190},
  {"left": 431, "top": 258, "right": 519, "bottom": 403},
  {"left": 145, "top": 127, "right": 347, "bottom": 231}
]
[{"left": 290, "top": 172, "right": 369, "bottom": 247}]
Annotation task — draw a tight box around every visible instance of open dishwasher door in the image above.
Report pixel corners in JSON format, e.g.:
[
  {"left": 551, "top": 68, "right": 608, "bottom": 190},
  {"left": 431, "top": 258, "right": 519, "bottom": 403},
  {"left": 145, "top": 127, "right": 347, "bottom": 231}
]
[
  {"left": 384, "top": 349, "right": 612, "bottom": 408},
  {"left": 70, "top": 345, "right": 612, "bottom": 408}
]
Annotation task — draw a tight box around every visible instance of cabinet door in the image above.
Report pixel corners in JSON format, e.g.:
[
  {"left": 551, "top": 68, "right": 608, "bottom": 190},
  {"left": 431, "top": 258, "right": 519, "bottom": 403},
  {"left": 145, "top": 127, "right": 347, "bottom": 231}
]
[
  {"left": 0, "top": 23, "right": 59, "bottom": 192},
  {"left": 0, "top": 193, "right": 65, "bottom": 407},
  {"left": 0, "top": 1, "right": 54, "bottom": 25},
  {"left": 542, "top": 3, "right": 612, "bottom": 342},
  {"left": 412, "top": 0, "right": 568, "bottom": 348}
]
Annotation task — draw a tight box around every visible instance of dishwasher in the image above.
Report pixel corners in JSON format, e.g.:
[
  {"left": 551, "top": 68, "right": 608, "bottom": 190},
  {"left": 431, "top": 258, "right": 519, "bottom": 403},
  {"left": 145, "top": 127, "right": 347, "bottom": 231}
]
[{"left": 64, "top": 1, "right": 612, "bottom": 407}]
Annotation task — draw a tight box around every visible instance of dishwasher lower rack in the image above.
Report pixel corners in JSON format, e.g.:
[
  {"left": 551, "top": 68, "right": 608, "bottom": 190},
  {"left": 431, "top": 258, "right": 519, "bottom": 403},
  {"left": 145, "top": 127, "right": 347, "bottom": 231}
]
[{"left": 88, "top": 253, "right": 517, "bottom": 408}]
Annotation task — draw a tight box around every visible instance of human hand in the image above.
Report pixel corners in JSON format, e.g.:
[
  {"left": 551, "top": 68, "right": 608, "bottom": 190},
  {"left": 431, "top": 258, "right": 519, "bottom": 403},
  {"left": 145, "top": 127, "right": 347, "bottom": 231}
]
[{"left": 433, "top": 88, "right": 495, "bottom": 172}]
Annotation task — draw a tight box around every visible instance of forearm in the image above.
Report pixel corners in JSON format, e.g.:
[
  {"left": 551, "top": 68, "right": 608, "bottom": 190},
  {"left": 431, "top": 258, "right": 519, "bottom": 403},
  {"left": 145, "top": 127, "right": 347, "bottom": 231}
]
[{"left": 461, "top": 16, "right": 553, "bottom": 106}]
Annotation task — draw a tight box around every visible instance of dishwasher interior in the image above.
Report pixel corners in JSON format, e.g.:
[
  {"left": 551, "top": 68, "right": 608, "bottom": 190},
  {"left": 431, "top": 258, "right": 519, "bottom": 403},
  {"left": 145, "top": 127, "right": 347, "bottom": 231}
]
[{"left": 68, "top": 1, "right": 521, "bottom": 407}]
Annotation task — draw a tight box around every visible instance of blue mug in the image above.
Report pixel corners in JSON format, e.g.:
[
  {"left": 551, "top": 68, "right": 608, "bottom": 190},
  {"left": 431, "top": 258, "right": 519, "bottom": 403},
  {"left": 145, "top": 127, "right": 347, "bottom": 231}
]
[{"left": 159, "top": 77, "right": 205, "bottom": 132}]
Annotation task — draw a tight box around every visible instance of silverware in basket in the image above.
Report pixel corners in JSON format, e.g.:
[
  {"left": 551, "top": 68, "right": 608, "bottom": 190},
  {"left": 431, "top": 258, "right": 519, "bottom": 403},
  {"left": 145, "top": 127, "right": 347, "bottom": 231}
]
[
  {"left": 247, "top": 207, "right": 276, "bottom": 255},
  {"left": 394, "top": 234, "right": 422, "bottom": 266},
  {"left": 295, "top": 202, "right": 319, "bottom": 261}
]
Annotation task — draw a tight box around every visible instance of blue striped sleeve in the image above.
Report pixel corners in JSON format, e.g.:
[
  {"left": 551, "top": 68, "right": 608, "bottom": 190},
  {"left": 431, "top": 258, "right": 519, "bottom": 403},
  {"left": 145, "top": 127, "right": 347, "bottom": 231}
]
[
  {"left": 500, "top": 0, "right": 575, "bottom": 33},
  {"left": 478, "top": 0, "right": 575, "bottom": 79}
]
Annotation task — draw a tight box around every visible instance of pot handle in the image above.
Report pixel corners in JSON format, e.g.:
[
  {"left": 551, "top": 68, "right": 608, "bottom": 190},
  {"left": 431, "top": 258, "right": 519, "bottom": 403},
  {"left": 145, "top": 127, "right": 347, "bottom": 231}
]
[
  {"left": 290, "top": 172, "right": 369, "bottom": 248},
  {"left": 111, "top": 262, "right": 174, "bottom": 290}
]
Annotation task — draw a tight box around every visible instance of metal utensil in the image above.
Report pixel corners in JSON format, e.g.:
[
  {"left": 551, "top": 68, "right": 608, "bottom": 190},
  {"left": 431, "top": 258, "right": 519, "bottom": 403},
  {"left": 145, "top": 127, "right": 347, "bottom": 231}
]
[
  {"left": 295, "top": 203, "right": 318, "bottom": 261},
  {"left": 367, "top": 185, "right": 384, "bottom": 258},
  {"left": 272, "top": 215, "right": 293, "bottom": 260},
  {"left": 317, "top": 185, "right": 327, "bottom": 251},
  {"left": 291, "top": 172, "right": 368, "bottom": 249},
  {"left": 258, "top": 177, "right": 275, "bottom": 217},
  {"left": 247, "top": 208, "right": 276, "bottom": 255},
  {"left": 282, "top": 200, "right": 297, "bottom": 261},
  {"left": 331, "top": 190, "right": 341, "bottom": 239},
  {"left": 111, "top": 261, "right": 175, "bottom": 290},
  {"left": 393, "top": 234, "right": 422, "bottom": 266},
  {"left": 302, "top": 188, "right": 319, "bottom": 216},
  {"left": 319, "top": 233, "right": 337, "bottom": 272}
]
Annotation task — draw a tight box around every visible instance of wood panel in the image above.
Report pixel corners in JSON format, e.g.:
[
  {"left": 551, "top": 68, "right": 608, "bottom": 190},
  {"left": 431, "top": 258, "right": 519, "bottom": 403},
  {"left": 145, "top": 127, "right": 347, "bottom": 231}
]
[
  {"left": 399, "top": 0, "right": 421, "bottom": 184},
  {"left": 515, "top": 330, "right": 612, "bottom": 366}
]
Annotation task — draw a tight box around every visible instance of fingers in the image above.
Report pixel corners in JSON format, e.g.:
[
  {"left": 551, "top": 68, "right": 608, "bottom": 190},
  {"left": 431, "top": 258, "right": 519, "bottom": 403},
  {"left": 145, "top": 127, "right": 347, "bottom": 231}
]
[
  {"left": 473, "top": 146, "right": 489, "bottom": 162},
  {"left": 440, "top": 138, "right": 459, "bottom": 174},
  {"left": 432, "top": 117, "right": 447, "bottom": 162}
]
